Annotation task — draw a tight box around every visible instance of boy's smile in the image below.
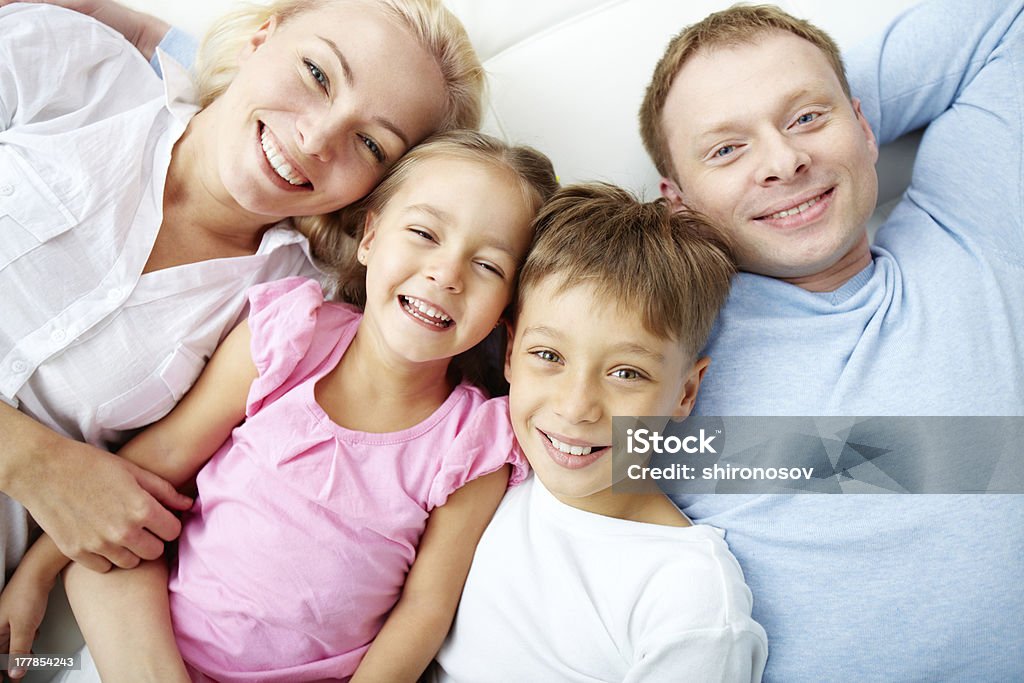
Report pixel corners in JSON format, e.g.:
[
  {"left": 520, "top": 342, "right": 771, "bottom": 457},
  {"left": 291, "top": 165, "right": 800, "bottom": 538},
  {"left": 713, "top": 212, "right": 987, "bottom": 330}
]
[{"left": 506, "top": 278, "right": 705, "bottom": 517}]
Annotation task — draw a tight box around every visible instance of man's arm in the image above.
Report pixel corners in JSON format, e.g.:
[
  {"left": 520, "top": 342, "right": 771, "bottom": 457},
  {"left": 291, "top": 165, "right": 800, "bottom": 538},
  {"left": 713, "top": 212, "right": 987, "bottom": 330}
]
[{"left": 847, "top": 0, "right": 1024, "bottom": 145}]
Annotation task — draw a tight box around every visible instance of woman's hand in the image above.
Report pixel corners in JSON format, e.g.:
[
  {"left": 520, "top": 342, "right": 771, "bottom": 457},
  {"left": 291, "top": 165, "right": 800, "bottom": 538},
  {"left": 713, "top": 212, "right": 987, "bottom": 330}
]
[
  {"left": 0, "top": 0, "right": 170, "bottom": 59},
  {"left": 14, "top": 440, "right": 192, "bottom": 573}
]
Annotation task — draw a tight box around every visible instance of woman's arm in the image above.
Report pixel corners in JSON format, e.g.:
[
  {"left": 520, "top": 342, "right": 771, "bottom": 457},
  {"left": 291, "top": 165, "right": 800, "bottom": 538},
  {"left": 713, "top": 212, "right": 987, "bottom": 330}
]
[
  {"left": 350, "top": 466, "right": 511, "bottom": 683},
  {"left": 0, "top": 404, "right": 192, "bottom": 573},
  {"left": 0, "top": 0, "right": 169, "bottom": 59}
]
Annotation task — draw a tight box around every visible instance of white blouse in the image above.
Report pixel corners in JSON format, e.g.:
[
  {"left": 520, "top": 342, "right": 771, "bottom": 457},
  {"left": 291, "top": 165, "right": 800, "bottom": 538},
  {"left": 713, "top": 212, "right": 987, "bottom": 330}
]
[{"left": 0, "top": 5, "right": 317, "bottom": 573}]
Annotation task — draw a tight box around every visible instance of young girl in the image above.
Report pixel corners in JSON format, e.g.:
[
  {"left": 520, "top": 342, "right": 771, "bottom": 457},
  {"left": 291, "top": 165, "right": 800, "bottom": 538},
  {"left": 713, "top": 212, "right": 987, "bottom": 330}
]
[{"left": 0, "top": 131, "right": 558, "bottom": 682}]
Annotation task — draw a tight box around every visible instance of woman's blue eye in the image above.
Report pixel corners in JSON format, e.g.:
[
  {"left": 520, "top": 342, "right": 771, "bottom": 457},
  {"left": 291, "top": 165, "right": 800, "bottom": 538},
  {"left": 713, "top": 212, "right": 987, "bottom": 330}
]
[
  {"left": 715, "top": 145, "right": 736, "bottom": 158},
  {"left": 360, "top": 134, "right": 386, "bottom": 163},
  {"left": 305, "top": 59, "right": 328, "bottom": 91}
]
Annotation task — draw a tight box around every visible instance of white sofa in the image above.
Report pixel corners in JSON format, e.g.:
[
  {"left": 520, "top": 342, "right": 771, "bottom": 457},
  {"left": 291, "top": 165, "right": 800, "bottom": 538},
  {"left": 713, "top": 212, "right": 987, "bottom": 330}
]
[{"left": 27, "top": 1, "right": 923, "bottom": 679}]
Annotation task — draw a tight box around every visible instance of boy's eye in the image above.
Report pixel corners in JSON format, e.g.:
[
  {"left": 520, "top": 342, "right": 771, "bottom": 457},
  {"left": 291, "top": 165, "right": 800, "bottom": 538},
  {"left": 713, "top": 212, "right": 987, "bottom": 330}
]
[
  {"left": 360, "top": 134, "right": 386, "bottom": 163},
  {"left": 305, "top": 59, "right": 329, "bottom": 92},
  {"left": 611, "top": 368, "right": 644, "bottom": 381}
]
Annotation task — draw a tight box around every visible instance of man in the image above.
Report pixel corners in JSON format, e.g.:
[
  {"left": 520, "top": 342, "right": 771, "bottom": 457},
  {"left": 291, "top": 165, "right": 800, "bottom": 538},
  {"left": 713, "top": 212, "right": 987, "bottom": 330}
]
[{"left": 639, "top": 1, "right": 1023, "bottom": 680}]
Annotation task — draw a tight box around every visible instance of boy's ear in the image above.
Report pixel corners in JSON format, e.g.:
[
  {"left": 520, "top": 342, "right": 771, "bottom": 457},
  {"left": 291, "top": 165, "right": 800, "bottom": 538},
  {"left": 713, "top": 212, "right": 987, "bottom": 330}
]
[
  {"left": 357, "top": 212, "right": 378, "bottom": 266},
  {"left": 503, "top": 321, "right": 516, "bottom": 385},
  {"left": 240, "top": 15, "right": 278, "bottom": 62},
  {"left": 672, "top": 356, "right": 711, "bottom": 418}
]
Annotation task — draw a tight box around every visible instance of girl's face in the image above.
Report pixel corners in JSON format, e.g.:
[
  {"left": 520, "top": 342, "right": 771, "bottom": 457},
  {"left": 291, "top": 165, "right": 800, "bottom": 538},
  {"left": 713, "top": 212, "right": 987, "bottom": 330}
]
[
  {"left": 357, "top": 156, "right": 536, "bottom": 367},
  {"left": 207, "top": 1, "right": 447, "bottom": 222}
]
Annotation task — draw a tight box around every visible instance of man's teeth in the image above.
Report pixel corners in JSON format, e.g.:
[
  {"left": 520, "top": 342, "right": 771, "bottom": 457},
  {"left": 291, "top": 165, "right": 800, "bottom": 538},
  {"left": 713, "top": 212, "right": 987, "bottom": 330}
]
[
  {"left": 401, "top": 296, "right": 452, "bottom": 327},
  {"left": 260, "top": 128, "right": 309, "bottom": 186},
  {"left": 548, "top": 434, "right": 593, "bottom": 456},
  {"left": 767, "top": 193, "right": 823, "bottom": 220}
]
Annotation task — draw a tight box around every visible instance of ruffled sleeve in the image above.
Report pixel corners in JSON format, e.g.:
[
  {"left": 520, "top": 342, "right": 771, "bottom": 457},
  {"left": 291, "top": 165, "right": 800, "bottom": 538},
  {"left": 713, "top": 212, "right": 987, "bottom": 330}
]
[
  {"left": 245, "top": 277, "right": 327, "bottom": 416},
  {"left": 427, "top": 396, "right": 529, "bottom": 510}
]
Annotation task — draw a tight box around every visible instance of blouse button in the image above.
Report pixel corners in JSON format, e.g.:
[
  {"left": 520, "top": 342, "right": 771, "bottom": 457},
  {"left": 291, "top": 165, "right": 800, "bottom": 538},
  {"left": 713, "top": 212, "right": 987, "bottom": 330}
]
[
  {"left": 0, "top": 184, "right": 13, "bottom": 197},
  {"left": 11, "top": 360, "right": 27, "bottom": 374},
  {"left": 51, "top": 329, "right": 67, "bottom": 343}
]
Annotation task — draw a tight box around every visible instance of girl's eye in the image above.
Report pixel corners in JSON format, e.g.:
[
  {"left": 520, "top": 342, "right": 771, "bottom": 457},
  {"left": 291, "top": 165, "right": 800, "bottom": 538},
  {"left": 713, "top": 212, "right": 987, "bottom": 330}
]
[
  {"left": 409, "top": 228, "right": 434, "bottom": 241},
  {"left": 359, "top": 134, "right": 386, "bottom": 163},
  {"left": 476, "top": 261, "right": 504, "bottom": 278},
  {"left": 714, "top": 144, "right": 736, "bottom": 158},
  {"left": 795, "top": 112, "right": 819, "bottom": 126},
  {"left": 305, "top": 59, "right": 328, "bottom": 92},
  {"left": 531, "top": 349, "right": 561, "bottom": 364}
]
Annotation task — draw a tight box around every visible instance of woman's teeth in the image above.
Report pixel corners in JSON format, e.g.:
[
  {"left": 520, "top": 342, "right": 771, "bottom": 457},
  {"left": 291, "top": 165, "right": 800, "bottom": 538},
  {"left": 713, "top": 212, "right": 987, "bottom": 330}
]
[
  {"left": 547, "top": 434, "right": 593, "bottom": 456},
  {"left": 260, "top": 127, "right": 310, "bottom": 186},
  {"left": 767, "top": 193, "right": 823, "bottom": 220},
  {"left": 401, "top": 296, "right": 452, "bottom": 327}
]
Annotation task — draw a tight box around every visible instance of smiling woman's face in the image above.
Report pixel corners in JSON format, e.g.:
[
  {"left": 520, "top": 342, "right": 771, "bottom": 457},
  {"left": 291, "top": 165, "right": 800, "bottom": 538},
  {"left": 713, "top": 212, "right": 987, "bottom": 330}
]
[{"left": 206, "top": 0, "right": 447, "bottom": 222}]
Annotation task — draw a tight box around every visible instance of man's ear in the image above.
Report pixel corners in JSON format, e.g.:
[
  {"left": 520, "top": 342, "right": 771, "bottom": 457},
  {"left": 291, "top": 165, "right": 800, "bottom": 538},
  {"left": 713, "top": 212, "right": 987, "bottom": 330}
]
[
  {"left": 851, "top": 97, "right": 879, "bottom": 164},
  {"left": 240, "top": 15, "right": 278, "bottom": 62},
  {"left": 659, "top": 177, "right": 688, "bottom": 213},
  {"left": 673, "top": 356, "right": 711, "bottom": 418},
  {"left": 503, "top": 321, "right": 516, "bottom": 385},
  {"left": 356, "top": 212, "right": 378, "bottom": 266}
]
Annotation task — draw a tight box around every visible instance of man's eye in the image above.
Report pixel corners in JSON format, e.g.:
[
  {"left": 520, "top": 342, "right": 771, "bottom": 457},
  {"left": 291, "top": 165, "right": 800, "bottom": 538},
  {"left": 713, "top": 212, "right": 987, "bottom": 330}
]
[
  {"left": 304, "top": 59, "right": 328, "bottom": 91},
  {"left": 796, "top": 112, "right": 819, "bottom": 125},
  {"left": 715, "top": 145, "right": 736, "bottom": 158}
]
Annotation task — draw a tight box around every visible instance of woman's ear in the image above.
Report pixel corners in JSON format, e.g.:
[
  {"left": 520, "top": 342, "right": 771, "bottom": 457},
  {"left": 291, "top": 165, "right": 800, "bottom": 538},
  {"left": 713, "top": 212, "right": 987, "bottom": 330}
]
[{"left": 240, "top": 15, "right": 279, "bottom": 63}]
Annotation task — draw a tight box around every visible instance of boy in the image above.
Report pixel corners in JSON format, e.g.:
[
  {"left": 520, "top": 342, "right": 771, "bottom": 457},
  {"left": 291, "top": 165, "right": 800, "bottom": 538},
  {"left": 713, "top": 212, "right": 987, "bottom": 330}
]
[{"left": 433, "top": 183, "right": 767, "bottom": 682}]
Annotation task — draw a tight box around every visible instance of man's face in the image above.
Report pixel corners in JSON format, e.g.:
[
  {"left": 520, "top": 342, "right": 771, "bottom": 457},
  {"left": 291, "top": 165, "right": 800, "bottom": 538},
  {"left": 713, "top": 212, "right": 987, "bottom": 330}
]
[{"left": 660, "top": 31, "right": 879, "bottom": 282}]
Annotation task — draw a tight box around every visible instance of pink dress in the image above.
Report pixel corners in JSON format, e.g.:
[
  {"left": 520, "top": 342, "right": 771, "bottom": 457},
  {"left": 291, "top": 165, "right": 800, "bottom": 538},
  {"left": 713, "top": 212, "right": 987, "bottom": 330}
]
[{"left": 168, "top": 277, "right": 527, "bottom": 682}]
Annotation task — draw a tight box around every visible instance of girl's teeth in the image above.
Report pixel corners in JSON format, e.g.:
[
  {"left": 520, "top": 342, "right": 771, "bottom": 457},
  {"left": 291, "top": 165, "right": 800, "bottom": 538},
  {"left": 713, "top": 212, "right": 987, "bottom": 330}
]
[
  {"left": 548, "top": 434, "right": 593, "bottom": 456},
  {"left": 260, "top": 128, "right": 309, "bottom": 186},
  {"left": 402, "top": 296, "right": 452, "bottom": 327}
]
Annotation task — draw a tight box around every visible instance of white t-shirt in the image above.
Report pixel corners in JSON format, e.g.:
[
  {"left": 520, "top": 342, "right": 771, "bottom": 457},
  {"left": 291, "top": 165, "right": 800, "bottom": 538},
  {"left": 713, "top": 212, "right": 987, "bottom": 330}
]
[
  {"left": 434, "top": 475, "right": 768, "bottom": 682},
  {"left": 0, "top": 5, "right": 317, "bottom": 577}
]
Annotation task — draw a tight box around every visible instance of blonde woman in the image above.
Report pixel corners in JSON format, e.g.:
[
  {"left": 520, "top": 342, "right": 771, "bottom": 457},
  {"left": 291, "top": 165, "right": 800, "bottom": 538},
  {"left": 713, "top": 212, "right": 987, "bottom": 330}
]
[{"left": 0, "top": 0, "right": 482, "bottom": 586}]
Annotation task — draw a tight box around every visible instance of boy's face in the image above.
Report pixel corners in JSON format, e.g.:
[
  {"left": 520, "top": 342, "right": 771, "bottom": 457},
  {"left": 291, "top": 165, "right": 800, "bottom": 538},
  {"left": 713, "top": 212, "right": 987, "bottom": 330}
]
[
  {"left": 659, "top": 31, "right": 878, "bottom": 281},
  {"left": 506, "top": 278, "right": 707, "bottom": 514}
]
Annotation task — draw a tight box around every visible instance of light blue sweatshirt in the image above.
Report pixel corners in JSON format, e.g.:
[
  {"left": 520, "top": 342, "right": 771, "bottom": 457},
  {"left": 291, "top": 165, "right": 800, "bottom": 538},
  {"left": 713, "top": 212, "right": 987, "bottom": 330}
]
[{"left": 681, "top": 0, "right": 1024, "bottom": 680}]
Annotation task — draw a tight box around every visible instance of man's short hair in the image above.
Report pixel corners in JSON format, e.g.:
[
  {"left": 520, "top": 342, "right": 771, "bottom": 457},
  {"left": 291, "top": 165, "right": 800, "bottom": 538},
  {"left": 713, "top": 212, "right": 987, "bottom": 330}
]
[
  {"left": 515, "top": 183, "right": 736, "bottom": 360},
  {"left": 639, "top": 3, "right": 850, "bottom": 180}
]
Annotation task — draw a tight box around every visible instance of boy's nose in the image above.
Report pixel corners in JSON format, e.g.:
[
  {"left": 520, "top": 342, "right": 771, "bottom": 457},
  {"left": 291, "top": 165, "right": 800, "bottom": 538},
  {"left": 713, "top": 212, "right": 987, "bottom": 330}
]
[{"left": 554, "top": 373, "right": 602, "bottom": 424}]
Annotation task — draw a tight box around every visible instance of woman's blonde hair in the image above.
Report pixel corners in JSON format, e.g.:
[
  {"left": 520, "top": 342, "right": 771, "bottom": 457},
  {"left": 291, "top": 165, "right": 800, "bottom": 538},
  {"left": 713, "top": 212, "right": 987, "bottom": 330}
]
[{"left": 195, "top": 0, "right": 483, "bottom": 132}]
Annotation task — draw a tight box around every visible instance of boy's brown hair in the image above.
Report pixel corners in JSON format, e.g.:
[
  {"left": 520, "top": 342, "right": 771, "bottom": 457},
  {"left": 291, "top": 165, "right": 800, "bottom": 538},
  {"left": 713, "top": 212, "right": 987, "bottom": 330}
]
[
  {"left": 515, "top": 183, "right": 736, "bottom": 360},
  {"left": 639, "top": 3, "right": 850, "bottom": 180}
]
